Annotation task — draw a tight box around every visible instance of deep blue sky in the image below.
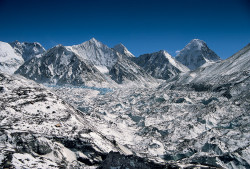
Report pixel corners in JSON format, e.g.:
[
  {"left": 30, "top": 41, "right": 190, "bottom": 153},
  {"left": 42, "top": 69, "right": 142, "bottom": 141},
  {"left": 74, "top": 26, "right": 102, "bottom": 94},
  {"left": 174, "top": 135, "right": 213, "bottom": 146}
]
[{"left": 0, "top": 0, "right": 249, "bottom": 59}]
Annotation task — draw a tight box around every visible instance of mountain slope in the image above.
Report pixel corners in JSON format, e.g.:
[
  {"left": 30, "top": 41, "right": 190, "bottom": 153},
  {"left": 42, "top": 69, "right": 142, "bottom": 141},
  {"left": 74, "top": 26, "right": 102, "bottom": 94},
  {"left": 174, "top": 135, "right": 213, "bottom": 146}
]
[
  {"left": 9, "top": 40, "right": 46, "bottom": 61},
  {"left": 66, "top": 38, "right": 119, "bottom": 74},
  {"left": 66, "top": 38, "right": 157, "bottom": 85},
  {"left": 176, "top": 39, "right": 220, "bottom": 70},
  {"left": 0, "top": 41, "right": 24, "bottom": 74},
  {"left": 166, "top": 43, "right": 250, "bottom": 93},
  {"left": 134, "top": 50, "right": 189, "bottom": 80},
  {"left": 113, "top": 43, "right": 135, "bottom": 58},
  {"left": 109, "top": 56, "right": 157, "bottom": 85},
  {"left": 15, "top": 44, "right": 107, "bottom": 86},
  {"left": 0, "top": 72, "right": 135, "bottom": 168}
]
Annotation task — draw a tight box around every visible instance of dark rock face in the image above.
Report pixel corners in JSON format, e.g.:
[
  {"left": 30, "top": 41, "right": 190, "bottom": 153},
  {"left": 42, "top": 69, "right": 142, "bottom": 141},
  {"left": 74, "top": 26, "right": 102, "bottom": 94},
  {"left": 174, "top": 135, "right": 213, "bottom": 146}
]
[
  {"left": 133, "top": 50, "right": 189, "bottom": 80},
  {"left": 109, "top": 57, "right": 156, "bottom": 84}
]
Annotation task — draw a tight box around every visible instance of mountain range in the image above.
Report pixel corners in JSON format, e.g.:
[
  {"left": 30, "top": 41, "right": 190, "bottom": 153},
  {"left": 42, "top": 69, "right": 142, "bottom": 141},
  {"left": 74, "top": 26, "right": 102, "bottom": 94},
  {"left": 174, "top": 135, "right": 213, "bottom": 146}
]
[{"left": 0, "top": 38, "right": 249, "bottom": 168}]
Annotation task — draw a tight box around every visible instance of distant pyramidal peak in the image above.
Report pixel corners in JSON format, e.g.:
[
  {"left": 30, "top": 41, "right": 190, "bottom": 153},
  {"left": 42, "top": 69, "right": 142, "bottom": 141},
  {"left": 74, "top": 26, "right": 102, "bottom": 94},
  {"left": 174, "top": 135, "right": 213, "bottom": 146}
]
[
  {"left": 176, "top": 39, "right": 221, "bottom": 70},
  {"left": 113, "top": 43, "right": 135, "bottom": 58}
]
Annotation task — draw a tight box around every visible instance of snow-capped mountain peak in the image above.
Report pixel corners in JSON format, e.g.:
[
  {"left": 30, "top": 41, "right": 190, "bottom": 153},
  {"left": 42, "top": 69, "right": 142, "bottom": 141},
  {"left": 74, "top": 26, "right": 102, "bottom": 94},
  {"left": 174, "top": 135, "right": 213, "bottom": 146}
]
[
  {"left": 66, "top": 38, "right": 119, "bottom": 72},
  {"left": 187, "top": 39, "right": 206, "bottom": 50},
  {"left": 9, "top": 40, "right": 46, "bottom": 61},
  {"left": 113, "top": 43, "right": 135, "bottom": 58},
  {"left": 176, "top": 39, "right": 220, "bottom": 70}
]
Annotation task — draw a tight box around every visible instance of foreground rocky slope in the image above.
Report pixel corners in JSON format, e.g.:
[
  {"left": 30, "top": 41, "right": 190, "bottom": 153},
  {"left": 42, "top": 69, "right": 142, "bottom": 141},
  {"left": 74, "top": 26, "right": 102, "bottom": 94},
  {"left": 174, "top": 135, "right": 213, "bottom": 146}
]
[{"left": 0, "top": 72, "right": 137, "bottom": 168}]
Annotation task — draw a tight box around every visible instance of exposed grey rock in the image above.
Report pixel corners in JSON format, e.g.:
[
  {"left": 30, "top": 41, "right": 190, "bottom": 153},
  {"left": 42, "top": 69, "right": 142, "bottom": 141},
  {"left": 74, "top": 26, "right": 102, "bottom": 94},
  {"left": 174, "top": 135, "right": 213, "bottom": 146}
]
[
  {"left": 134, "top": 50, "right": 189, "bottom": 80},
  {"left": 109, "top": 56, "right": 156, "bottom": 84}
]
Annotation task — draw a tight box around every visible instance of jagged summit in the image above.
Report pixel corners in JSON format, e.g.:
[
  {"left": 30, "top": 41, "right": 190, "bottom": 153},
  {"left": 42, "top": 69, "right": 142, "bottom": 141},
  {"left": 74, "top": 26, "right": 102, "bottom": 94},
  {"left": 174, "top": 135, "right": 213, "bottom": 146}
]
[
  {"left": 134, "top": 50, "right": 189, "bottom": 80},
  {"left": 176, "top": 39, "right": 220, "bottom": 70},
  {"left": 0, "top": 41, "right": 24, "bottom": 74},
  {"left": 9, "top": 40, "right": 46, "bottom": 61},
  {"left": 113, "top": 43, "right": 135, "bottom": 58},
  {"left": 188, "top": 39, "right": 206, "bottom": 48},
  {"left": 66, "top": 38, "right": 119, "bottom": 73},
  {"left": 87, "top": 37, "right": 104, "bottom": 47},
  {"left": 15, "top": 44, "right": 107, "bottom": 85}
]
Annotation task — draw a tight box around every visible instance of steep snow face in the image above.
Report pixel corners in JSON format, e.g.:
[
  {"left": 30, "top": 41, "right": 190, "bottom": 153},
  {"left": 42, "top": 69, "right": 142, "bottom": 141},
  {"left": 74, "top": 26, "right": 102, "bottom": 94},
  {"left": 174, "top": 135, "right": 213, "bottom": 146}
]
[
  {"left": 15, "top": 45, "right": 107, "bottom": 86},
  {"left": 66, "top": 38, "right": 119, "bottom": 73},
  {"left": 0, "top": 41, "right": 24, "bottom": 74},
  {"left": 113, "top": 43, "right": 135, "bottom": 58},
  {"left": 63, "top": 38, "right": 158, "bottom": 85},
  {"left": 134, "top": 50, "right": 189, "bottom": 80},
  {"left": 9, "top": 40, "right": 46, "bottom": 61},
  {"left": 176, "top": 39, "right": 220, "bottom": 70}
]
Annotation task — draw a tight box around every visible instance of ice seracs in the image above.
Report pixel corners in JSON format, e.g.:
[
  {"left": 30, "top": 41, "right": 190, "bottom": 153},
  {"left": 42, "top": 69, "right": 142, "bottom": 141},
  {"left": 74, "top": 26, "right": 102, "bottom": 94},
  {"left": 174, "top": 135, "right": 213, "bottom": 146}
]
[
  {"left": 176, "top": 39, "right": 221, "bottom": 70},
  {"left": 133, "top": 50, "right": 189, "bottom": 80}
]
